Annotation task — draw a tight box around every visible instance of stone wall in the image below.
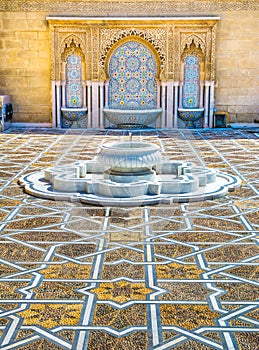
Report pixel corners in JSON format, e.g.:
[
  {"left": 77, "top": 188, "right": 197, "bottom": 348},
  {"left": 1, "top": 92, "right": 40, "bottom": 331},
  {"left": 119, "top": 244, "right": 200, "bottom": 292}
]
[
  {"left": 0, "top": 1, "right": 258, "bottom": 125},
  {"left": 0, "top": 11, "right": 51, "bottom": 123},
  {"left": 216, "top": 11, "right": 259, "bottom": 123}
]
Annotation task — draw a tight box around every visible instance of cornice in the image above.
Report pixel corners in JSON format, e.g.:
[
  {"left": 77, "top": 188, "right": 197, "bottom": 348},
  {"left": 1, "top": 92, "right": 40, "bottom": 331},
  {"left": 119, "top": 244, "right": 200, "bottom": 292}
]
[{"left": 0, "top": 1, "right": 258, "bottom": 13}]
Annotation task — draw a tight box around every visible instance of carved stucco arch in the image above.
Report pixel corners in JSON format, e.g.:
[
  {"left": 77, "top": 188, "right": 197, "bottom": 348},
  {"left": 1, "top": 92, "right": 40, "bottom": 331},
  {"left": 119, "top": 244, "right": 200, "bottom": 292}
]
[
  {"left": 60, "top": 34, "right": 86, "bottom": 63},
  {"left": 100, "top": 32, "right": 165, "bottom": 80},
  {"left": 179, "top": 33, "right": 208, "bottom": 81},
  {"left": 180, "top": 34, "right": 206, "bottom": 57},
  {"left": 181, "top": 42, "right": 205, "bottom": 63}
]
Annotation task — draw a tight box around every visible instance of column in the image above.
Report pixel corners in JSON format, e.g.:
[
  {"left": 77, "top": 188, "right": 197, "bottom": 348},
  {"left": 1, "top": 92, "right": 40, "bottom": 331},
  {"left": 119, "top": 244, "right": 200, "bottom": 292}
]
[
  {"left": 104, "top": 80, "right": 109, "bottom": 107},
  {"left": 166, "top": 81, "right": 174, "bottom": 128},
  {"left": 99, "top": 81, "right": 104, "bottom": 129},
  {"left": 209, "top": 81, "right": 215, "bottom": 128},
  {"left": 155, "top": 81, "right": 161, "bottom": 128},
  {"left": 91, "top": 81, "right": 99, "bottom": 128},
  {"left": 161, "top": 82, "right": 167, "bottom": 128},
  {"left": 179, "top": 81, "right": 183, "bottom": 108},
  {"left": 156, "top": 80, "right": 161, "bottom": 107},
  {"left": 87, "top": 81, "right": 92, "bottom": 128},
  {"left": 51, "top": 81, "right": 57, "bottom": 128},
  {"left": 203, "top": 81, "right": 210, "bottom": 128},
  {"left": 56, "top": 81, "right": 61, "bottom": 128},
  {"left": 82, "top": 81, "right": 87, "bottom": 108},
  {"left": 61, "top": 81, "right": 66, "bottom": 108},
  {"left": 199, "top": 81, "right": 205, "bottom": 108},
  {"left": 173, "top": 82, "right": 179, "bottom": 128}
]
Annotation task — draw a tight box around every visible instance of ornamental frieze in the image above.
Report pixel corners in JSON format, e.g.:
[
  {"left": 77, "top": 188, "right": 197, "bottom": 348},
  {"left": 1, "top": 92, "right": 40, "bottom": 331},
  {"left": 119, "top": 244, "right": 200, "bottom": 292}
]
[
  {"left": 48, "top": 17, "right": 218, "bottom": 81},
  {"left": 0, "top": 1, "right": 258, "bottom": 13}
]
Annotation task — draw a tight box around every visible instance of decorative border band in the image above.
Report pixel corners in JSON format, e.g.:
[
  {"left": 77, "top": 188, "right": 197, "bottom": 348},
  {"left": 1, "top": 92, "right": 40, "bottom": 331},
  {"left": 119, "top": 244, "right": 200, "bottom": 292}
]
[{"left": 0, "top": 1, "right": 258, "bottom": 13}]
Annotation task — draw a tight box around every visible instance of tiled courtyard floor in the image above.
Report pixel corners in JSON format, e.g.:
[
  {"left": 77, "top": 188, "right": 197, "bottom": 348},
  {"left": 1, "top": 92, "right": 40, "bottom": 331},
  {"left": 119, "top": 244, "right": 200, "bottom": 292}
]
[{"left": 0, "top": 127, "right": 258, "bottom": 350}]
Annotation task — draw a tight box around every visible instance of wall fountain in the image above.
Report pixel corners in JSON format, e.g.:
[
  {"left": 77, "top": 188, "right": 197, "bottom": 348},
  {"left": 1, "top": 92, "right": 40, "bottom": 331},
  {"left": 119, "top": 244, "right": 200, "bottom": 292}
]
[
  {"left": 178, "top": 54, "right": 204, "bottom": 128},
  {"left": 103, "top": 40, "right": 162, "bottom": 129},
  {"left": 19, "top": 135, "right": 241, "bottom": 206},
  {"left": 61, "top": 53, "right": 87, "bottom": 128}
]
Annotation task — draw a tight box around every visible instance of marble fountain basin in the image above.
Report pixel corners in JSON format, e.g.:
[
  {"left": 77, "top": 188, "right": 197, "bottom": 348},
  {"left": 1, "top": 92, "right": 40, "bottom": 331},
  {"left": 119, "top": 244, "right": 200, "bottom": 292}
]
[
  {"left": 103, "top": 107, "right": 162, "bottom": 127},
  {"left": 97, "top": 141, "right": 161, "bottom": 182},
  {"left": 18, "top": 138, "right": 241, "bottom": 207},
  {"left": 178, "top": 108, "right": 204, "bottom": 121},
  {"left": 61, "top": 107, "right": 88, "bottom": 121}
]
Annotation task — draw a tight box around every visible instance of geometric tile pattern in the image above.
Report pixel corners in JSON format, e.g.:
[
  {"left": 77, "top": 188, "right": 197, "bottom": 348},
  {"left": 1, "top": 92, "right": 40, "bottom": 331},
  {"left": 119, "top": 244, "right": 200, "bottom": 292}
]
[
  {"left": 0, "top": 128, "right": 258, "bottom": 349},
  {"left": 66, "top": 54, "right": 83, "bottom": 108},
  {"left": 183, "top": 55, "right": 200, "bottom": 108},
  {"left": 109, "top": 41, "right": 157, "bottom": 110}
]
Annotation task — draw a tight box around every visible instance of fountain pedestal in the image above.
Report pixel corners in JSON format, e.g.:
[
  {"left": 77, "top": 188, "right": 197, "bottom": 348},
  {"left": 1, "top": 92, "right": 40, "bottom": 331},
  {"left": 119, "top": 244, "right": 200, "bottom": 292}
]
[
  {"left": 18, "top": 138, "right": 241, "bottom": 206},
  {"left": 98, "top": 141, "right": 161, "bottom": 184}
]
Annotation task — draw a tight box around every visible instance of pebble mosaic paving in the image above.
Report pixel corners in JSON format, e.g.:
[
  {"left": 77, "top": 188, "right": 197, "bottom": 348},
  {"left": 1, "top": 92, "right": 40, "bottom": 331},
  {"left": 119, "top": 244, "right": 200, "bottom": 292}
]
[{"left": 0, "top": 127, "right": 258, "bottom": 349}]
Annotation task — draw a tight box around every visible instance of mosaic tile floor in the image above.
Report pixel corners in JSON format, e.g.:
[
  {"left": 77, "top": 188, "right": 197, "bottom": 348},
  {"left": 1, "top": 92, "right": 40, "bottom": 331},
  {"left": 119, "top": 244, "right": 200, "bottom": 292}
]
[{"left": 0, "top": 127, "right": 258, "bottom": 350}]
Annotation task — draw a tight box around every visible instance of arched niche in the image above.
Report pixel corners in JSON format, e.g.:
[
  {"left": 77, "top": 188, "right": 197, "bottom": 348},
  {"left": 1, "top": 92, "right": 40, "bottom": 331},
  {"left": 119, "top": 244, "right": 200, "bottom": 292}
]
[
  {"left": 60, "top": 36, "right": 86, "bottom": 81},
  {"left": 104, "top": 36, "right": 162, "bottom": 80},
  {"left": 182, "top": 55, "right": 201, "bottom": 109},
  {"left": 104, "top": 38, "right": 161, "bottom": 110},
  {"left": 180, "top": 40, "right": 205, "bottom": 82},
  {"left": 65, "top": 54, "right": 83, "bottom": 108}
]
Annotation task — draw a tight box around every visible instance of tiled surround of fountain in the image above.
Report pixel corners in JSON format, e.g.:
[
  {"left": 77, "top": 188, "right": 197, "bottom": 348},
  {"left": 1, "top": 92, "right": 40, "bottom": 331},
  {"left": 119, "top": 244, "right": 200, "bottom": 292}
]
[
  {"left": 178, "top": 55, "right": 204, "bottom": 128},
  {"left": 61, "top": 53, "right": 87, "bottom": 128},
  {"left": 104, "top": 40, "right": 162, "bottom": 127},
  {"left": 109, "top": 41, "right": 157, "bottom": 110},
  {"left": 48, "top": 17, "right": 218, "bottom": 129}
]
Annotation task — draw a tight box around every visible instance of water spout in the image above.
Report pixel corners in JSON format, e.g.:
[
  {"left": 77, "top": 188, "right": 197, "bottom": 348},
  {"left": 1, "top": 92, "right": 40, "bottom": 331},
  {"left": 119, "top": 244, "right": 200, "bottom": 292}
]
[{"left": 129, "top": 132, "right": 132, "bottom": 147}]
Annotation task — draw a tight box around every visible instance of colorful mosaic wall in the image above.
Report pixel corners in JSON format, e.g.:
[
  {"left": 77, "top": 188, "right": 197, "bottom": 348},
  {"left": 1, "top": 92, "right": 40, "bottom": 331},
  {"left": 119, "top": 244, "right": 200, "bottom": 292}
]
[
  {"left": 182, "top": 55, "right": 200, "bottom": 109},
  {"left": 108, "top": 41, "right": 157, "bottom": 110},
  {"left": 66, "top": 54, "right": 83, "bottom": 108}
]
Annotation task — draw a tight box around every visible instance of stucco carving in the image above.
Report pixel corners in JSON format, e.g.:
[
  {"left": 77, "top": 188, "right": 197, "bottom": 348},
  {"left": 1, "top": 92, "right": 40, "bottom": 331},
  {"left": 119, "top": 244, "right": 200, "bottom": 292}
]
[
  {"left": 100, "top": 28, "right": 166, "bottom": 66},
  {"left": 1, "top": 1, "right": 258, "bottom": 13},
  {"left": 100, "top": 29, "right": 166, "bottom": 80},
  {"left": 181, "top": 43, "right": 204, "bottom": 62},
  {"left": 181, "top": 34, "right": 206, "bottom": 55},
  {"left": 48, "top": 18, "right": 218, "bottom": 82},
  {"left": 50, "top": 26, "right": 89, "bottom": 80},
  {"left": 173, "top": 24, "right": 216, "bottom": 81}
]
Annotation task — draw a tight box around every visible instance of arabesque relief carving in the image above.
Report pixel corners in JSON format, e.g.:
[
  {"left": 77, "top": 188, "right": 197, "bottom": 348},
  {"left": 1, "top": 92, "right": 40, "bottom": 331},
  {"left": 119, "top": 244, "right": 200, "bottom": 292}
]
[
  {"left": 99, "top": 28, "right": 167, "bottom": 68},
  {"left": 173, "top": 24, "right": 216, "bottom": 81},
  {"left": 1, "top": 0, "right": 258, "bottom": 13},
  {"left": 48, "top": 18, "right": 218, "bottom": 82}
]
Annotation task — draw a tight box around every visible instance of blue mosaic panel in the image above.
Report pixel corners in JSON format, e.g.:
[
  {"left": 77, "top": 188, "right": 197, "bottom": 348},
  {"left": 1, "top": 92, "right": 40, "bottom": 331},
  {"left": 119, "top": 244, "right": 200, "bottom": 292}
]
[
  {"left": 182, "top": 55, "right": 200, "bottom": 108},
  {"left": 109, "top": 41, "right": 157, "bottom": 110},
  {"left": 66, "top": 54, "right": 83, "bottom": 108}
]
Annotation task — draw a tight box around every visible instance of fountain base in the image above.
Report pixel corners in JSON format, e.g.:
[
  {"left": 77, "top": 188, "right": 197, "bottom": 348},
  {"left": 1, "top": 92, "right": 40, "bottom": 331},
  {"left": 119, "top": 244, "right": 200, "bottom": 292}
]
[
  {"left": 18, "top": 139, "right": 241, "bottom": 206},
  {"left": 106, "top": 168, "right": 156, "bottom": 183},
  {"left": 18, "top": 162, "right": 241, "bottom": 207}
]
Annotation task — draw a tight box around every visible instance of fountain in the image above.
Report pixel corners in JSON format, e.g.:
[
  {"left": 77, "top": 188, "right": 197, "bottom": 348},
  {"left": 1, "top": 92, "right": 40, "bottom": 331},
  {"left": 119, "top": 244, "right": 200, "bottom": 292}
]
[
  {"left": 178, "top": 108, "right": 204, "bottom": 129},
  {"left": 19, "top": 135, "right": 241, "bottom": 206},
  {"left": 61, "top": 53, "right": 87, "bottom": 128},
  {"left": 61, "top": 107, "right": 88, "bottom": 128},
  {"left": 103, "top": 108, "right": 162, "bottom": 129},
  {"left": 178, "top": 54, "right": 204, "bottom": 128},
  {"left": 103, "top": 40, "right": 162, "bottom": 129}
]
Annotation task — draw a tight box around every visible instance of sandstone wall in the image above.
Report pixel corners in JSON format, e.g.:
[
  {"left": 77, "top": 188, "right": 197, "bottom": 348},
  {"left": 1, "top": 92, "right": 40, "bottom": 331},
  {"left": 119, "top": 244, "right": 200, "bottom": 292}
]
[
  {"left": 0, "top": 1, "right": 258, "bottom": 124},
  {"left": 0, "top": 11, "right": 51, "bottom": 123},
  {"left": 216, "top": 11, "right": 259, "bottom": 123}
]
